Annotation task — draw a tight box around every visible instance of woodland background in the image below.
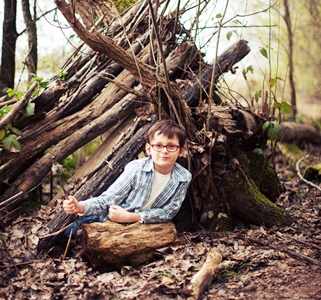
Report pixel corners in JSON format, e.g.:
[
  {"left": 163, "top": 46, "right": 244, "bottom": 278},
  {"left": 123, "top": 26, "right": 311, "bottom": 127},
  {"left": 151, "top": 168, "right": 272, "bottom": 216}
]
[{"left": 0, "top": 0, "right": 321, "bottom": 299}]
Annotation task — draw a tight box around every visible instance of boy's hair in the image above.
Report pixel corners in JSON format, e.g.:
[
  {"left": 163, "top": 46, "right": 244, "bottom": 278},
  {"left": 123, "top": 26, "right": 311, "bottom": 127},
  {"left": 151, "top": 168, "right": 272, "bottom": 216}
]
[{"left": 146, "top": 119, "right": 187, "bottom": 148}]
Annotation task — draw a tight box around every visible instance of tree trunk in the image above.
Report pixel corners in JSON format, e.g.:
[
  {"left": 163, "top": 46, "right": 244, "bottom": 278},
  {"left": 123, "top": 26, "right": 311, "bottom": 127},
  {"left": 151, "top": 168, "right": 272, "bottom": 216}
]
[
  {"left": 0, "top": 0, "right": 18, "bottom": 95},
  {"left": 283, "top": 0, "right": 297, "bottom": 120},
  {"left": 21, "top": 0, "right": 37, "bottom": 82}
]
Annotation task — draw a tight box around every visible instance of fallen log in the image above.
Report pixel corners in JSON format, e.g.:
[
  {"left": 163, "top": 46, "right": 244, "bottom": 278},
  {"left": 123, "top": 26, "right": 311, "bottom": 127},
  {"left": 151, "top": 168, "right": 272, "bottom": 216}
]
[
  {"left": 78, "top": 221, "right": 179, "bottom": 272},
  {"left": 184, "top": 248, "right": 223, "bottom": 299},
  {"left": 279, "top": 122, "right": 321, "bottom": 145}
]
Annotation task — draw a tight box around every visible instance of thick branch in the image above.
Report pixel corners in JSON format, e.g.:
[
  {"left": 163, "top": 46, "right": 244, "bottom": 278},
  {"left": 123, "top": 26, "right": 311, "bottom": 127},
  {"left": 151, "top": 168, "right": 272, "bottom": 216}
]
[{"left": 184, "top": 248, "right": 223, "bottom": 299}]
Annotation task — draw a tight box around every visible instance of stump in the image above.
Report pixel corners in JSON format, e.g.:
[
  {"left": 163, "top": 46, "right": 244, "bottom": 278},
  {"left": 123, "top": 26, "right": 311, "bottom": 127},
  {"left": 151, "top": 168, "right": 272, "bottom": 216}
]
[{"left": 78, "top": 221, "right": 179, "bottom": 271}]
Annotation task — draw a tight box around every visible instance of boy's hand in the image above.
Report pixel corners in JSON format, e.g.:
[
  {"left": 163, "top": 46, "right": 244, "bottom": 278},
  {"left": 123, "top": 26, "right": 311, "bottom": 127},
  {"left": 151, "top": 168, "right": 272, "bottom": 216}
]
[
  {"left": 63, "top": 196, "right": 85, "bottom": 215},
  {"left": 108, "top": 205, "right": 141, "bottom": 223}
]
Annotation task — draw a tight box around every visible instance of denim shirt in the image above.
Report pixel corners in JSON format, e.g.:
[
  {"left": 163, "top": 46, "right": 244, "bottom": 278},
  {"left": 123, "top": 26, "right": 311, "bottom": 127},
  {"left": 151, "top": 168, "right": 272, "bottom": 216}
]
[{"left": 81, "top": 157, "right": 192, "bottom": 223}]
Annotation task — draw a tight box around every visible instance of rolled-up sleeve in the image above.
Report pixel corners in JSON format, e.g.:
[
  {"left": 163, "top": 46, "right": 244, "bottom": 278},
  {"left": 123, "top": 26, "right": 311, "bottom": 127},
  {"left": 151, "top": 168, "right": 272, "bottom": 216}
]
[{"left": 81, "top": 162, "right": 138, "bottom": 217}]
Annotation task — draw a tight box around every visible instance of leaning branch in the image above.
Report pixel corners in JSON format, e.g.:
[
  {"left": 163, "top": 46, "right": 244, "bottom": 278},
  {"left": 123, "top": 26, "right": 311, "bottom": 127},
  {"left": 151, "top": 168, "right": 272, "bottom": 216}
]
[
  {"left": 0, "top": 82, "right": 38, "bottom": 131},
  {"left": 55, "top": 0, "right": 156, "bottom": 88}
]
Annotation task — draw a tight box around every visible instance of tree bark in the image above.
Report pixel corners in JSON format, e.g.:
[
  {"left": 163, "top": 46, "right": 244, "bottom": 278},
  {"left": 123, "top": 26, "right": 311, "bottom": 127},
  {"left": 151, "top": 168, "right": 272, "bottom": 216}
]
[
  {"left": 279, "top": 122, "right": 321, "bottom": 145},
  {"left": 183, "top": 40, "right": 250, "bottom": 107},
  {"left": 184, "top": 248, "right": 223, "bottom": 299},
  {"left": 0, "top": 0, "right": 18, "bottom": 95},
  {"left": 283, "top": 0, "right": 297, "bottom": 120},
  {"left": 21, "top": 0, "right": 37, "bottom": 82},
  {"left": 73, "top": 0, "right": 120, "bottom": 30}
]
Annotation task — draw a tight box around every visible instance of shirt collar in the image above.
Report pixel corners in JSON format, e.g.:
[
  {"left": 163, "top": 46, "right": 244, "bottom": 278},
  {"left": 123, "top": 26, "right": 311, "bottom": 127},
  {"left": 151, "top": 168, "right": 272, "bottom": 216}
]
[{"left": 143, "top": 157, "right": 189, "bottom": 182}]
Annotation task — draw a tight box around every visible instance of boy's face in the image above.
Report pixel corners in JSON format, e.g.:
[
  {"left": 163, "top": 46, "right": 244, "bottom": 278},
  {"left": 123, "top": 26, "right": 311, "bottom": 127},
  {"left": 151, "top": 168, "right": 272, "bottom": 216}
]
[{"left": 146, "top": 132, "right": 186, "bottom": 174}]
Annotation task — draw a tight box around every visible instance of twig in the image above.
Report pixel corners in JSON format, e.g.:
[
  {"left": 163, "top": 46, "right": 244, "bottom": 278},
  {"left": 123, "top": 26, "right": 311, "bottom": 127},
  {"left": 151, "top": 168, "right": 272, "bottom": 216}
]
[
  {"left": 276, "top": 231, "right": 321, "bottom": 251},
  {"left": 248, "top": 237, "right": 321, "bottom": 267},
  {"left": 39, "top": 223, "right": 73, "bottom": 239},
  {"left": 62, "top": 228, "right": 73, "bottom": 260},
  {"left": 0, "top": 191, "right": 24, "bottom": 210},
  {"left": 98, "top": 74, "right": 144, "bottom": 97},
  {"left": 296, "top": 155, "right": 321, "bottom": 191},
  {"left": 0, "top": 99, "right": 16, "bottom": 108},
  {"left": 0, "top": 206, "right": 22, "bottom": 221}
]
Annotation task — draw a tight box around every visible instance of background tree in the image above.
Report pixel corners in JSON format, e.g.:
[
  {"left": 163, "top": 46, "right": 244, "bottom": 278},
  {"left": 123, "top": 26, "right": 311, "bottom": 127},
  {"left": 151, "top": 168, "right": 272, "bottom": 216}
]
[
  {"left": 0, "top": 0, "right": 18, "bottom": 96},
  {"left": 282, "top": 0, "right": 297, "bottom": 120},
  {"left": 21, "top": 0, "right": 37, "bottom": 83}
]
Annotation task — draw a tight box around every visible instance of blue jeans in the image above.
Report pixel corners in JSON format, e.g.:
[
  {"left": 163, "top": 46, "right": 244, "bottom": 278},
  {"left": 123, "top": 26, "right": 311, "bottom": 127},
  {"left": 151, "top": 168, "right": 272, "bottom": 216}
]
[{"left": 64, "top": 215, "right": 100, "bottom": 237}]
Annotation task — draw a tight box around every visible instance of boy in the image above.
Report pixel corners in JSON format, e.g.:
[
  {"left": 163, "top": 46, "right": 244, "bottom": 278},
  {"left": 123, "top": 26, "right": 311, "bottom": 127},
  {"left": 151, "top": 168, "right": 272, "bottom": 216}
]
[{"left": 63, "top": 119, "right": 191, "bottom": 235}]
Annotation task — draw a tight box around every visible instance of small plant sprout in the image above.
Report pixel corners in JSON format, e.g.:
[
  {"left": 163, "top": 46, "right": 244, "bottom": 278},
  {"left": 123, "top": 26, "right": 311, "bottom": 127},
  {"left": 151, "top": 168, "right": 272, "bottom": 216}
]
[{"left": 58, "top": 69, "right": 68, "bottom": 80}]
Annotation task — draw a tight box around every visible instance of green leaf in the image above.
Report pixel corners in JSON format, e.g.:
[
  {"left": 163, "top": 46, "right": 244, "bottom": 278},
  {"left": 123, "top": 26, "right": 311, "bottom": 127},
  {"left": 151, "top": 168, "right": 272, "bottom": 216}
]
[
  {"left": 218, "top": 212, "right": 228, "bottom": 219},
  {"left": 226, "top": 30, "right": 237, "bottom": 41},
  {"left": 31, "top": 75, "right": 49, "bottom": 88},
  {"left": 271, "top": 121, "right": 281, "bottom": 131},
  {"left": 269, "top": 76, "right": 283, "bottom": 87},
  {"left": 216, "top": 13, "right": 222, "bottom": 18},
  {"left": 233, "top": 19, "right": 242, "bottom": 25},
  {"left": 23, "top": 101, "right": 35, "bottom": 117},
  {"left": 253, "top": 148, "right": 264, "bottom": 155},
  {"left": 269, "top": 78, "right": 277, "bottom": 87},
  {"left": 246, "top": 65, "right": 254, "bottom": 74},
  {"left": 58, "top": 69, "right": 68, "bottom": 80},
  {"left": 226, "top": 31, "right": 233, "bottom": 41},
  {"left": 268, "top": 127, "right": 280, "bottom": 141},
  {"left": 39, "top": 80, "right": 49, "bottom": 88},
  {"left": 0, "top": 105, "right": 11, "bottom": 118},
  {"left": 242, "top": 65, "right": 254, "bottom": 80},
  {"left": 3, "top": 134, "right": 21, "bottom": 152},
  {"left": 262, "top": 121, "right": 270, "bottom": 132},
  {"left": 280, "top": 102, "right": 291, "bottom": 113},
  {"left": 274, "top": 102, "right": 281, "bottom": 110},
  {"left": 260, "top": 47, "right": 268, "bottom": 59},
  {"left": 6, "top": 88, "right": 15, "bottom": 97},
  {"left": 31, "top": 76, "right": 44, "bottom": 83},
  {"left": 9, "top": 127, "right": 23, "bottom": 135},
  {"left": 6, "top": 88, "right": 23, "bottom": 99}
]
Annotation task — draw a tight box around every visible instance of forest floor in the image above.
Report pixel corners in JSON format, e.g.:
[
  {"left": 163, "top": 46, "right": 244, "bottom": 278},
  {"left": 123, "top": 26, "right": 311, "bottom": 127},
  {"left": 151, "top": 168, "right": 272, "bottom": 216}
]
[{"left": 1, "top": 106, "right": 321, "bottom": 299}]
